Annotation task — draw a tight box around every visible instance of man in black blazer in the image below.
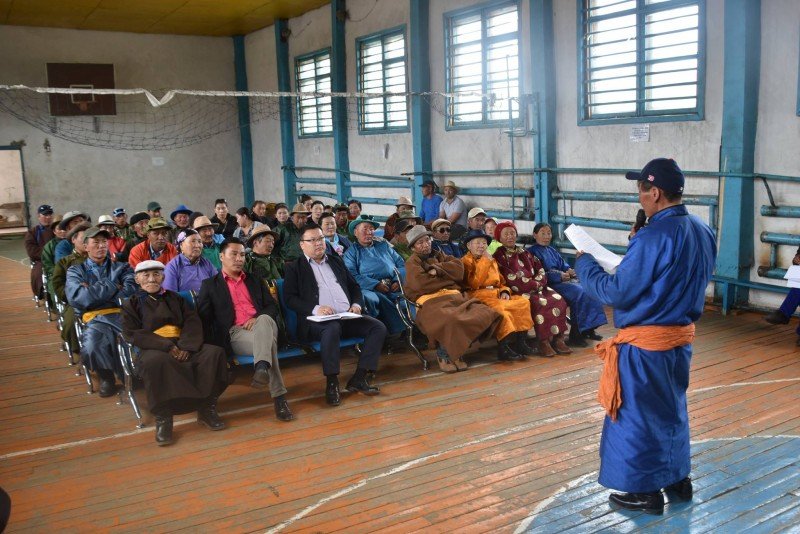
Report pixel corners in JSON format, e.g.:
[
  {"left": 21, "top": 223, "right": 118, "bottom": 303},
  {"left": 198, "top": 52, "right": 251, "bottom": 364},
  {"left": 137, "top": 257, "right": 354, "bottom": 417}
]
[
  {"left": 284, "top": 224, "right": 386, "bottom": 406},
  {"left": 197, "top": 238, "right": 293, "bottom": 422}
]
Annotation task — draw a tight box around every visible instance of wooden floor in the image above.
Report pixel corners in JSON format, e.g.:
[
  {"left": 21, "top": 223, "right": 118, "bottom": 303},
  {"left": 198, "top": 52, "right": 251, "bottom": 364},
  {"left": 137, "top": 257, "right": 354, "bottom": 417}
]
[{"left": 1, "top": 250, "right": 799, "bottom": 533}]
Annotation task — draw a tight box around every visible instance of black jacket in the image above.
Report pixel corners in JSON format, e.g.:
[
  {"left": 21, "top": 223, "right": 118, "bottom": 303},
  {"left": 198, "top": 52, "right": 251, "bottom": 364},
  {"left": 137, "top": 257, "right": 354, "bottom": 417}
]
[
  {"left": 283, "top": 253, "right": 364, "bottom": 341},
  {"left": 197, "top": 270, "right": 280, "bottom": 355}
]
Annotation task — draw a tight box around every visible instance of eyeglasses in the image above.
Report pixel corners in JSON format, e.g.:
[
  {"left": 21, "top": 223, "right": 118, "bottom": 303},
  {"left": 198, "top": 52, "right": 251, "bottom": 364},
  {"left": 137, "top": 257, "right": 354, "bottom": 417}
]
[
  {"left": 436, "top": 228, "right": 451, "bottom": 233},
  {"left": 300, "top": 237, "right": 325, "bottom": 244}
]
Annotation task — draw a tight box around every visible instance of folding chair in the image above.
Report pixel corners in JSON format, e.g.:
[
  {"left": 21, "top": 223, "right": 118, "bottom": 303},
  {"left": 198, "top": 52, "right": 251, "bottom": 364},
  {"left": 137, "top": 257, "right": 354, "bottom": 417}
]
[
  {"left": 73, "top": 315, "right": 95, "bottom": 393},
  {"left": 116, "top": 333, "right": 144, "bottom": 428},
  {"left": 40, "top": 270, "right": 54, "bottom": 322},
  {"left": 392, "top": 268, "right": 429, "bottom": 370}
]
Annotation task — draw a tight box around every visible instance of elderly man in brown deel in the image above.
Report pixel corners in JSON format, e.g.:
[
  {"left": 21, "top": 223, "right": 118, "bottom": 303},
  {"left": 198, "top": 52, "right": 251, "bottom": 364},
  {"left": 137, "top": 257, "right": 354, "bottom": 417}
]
[{"left": 403, "top": 225, "right": 501, "bottom": 373}]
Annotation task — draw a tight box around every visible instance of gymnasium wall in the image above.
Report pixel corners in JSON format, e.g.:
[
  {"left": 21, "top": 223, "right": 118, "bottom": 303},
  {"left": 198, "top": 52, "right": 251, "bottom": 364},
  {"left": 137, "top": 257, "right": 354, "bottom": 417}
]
[{"left": 0, "top": 24, "right": 243, "bottom": 221}]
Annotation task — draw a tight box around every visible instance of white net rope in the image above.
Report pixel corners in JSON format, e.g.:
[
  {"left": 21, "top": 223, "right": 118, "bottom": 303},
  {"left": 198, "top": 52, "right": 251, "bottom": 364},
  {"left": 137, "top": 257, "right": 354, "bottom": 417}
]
[{"left": 0, "top": 85, "right": 514, "bottom": 151}]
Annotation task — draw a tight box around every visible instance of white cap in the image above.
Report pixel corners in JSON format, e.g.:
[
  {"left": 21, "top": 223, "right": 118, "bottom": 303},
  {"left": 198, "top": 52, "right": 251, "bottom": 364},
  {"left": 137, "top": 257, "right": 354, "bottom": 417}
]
[
  {"left": 468, "top": 207, "right": 487, "bottom": 219},
  {"left": 97, "top": 214, "right": 115, "bottom": 225},
  {"left": 135, "top": 260, "right": 165, "bottom": 273}
]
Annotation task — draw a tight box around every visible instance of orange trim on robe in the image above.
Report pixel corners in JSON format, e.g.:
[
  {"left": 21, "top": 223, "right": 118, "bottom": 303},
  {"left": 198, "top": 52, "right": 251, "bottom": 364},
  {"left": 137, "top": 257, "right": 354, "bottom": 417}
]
[{"left": 461, "top": 252, "right": 533, "bottom": 340}]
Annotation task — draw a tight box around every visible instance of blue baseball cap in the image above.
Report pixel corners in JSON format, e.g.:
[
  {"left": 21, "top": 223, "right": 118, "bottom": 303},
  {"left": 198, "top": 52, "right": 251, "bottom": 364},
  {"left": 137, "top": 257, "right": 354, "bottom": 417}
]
[
  {"left": 112, "top": 207, "right": 126, "bottom": 217},
  {"left": 37, "top": 204, "right": 53, "bottom": 215},
  {"left": 625, "top": 158, "right": 684, "bottom": 194}
]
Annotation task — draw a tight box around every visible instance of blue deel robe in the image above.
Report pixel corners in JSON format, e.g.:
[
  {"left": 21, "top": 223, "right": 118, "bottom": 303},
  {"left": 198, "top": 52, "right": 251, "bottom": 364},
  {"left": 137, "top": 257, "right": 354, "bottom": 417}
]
[
  {"left": 528, "top": 244, "right": 607, "bottom": 333},
  {"left": 575, "top": 204, "right": 716, "bottom": 493},
  {"left": 432, "top": 239, "right": 463, "bottom": 259},
  {"left": 344, "top": 238, "right": 406, "bottom": 335},
  {"left": 66, "top": 257, "right": 137, "bottom": 376}
]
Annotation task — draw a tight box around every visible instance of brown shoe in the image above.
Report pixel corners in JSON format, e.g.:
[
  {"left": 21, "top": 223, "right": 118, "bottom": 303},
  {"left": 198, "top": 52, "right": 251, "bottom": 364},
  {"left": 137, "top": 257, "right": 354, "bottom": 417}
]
[
  {"left": 553, "top": 335, "right": 572, "bottom": 354},
  {"left": 765, "top": 310, "right": 790, "bottom": 325},
  {"left": 537, "top": 340, "right": 556, "bottom": 358},
  {"left": 436, "top": 347, "right": 458, "bottom": 373},
  {"left": 453, "top": 357, "right": 468, "bottom": 371}
]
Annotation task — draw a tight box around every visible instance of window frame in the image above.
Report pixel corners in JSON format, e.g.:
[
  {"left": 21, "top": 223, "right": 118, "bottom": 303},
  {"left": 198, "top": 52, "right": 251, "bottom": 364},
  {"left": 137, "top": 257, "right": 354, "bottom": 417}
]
[
  {"left": 577, "top": 0, "right": 706, "bottom": 126},
  {"left": 355, "top": 25, "right": 410, "bottom": 135},
  {"left": 443, "top": 0, "right": 522, "bottom": 131},
  {"left": 295, "top": 48, "right": 334, "bottom": 139}
]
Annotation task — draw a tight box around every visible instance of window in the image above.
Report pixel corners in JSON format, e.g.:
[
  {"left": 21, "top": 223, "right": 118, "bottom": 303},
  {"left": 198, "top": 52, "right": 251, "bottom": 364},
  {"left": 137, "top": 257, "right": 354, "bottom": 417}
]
[
  {"left": 445, "top": 1, "right": 520, "bottom": 128},
  {"left": 295, "top": 49, "right": 332, "bottom": 137},
  {"left": 579, "top": 0, "right": 704, "bottom": 124},
  {"left": 356, "top": 27, "right": 408, "bottom": 133}
]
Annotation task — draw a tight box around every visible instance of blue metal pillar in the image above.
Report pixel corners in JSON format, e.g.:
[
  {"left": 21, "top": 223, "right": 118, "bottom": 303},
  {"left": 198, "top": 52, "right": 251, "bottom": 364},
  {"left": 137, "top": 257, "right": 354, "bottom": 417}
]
[
  {"left": 275, "top": 20, "right": 296, "bottom": 206},
  {"left": 233, "top": 35, "right": 254, "bottom": 207},
  {"left": 410, "top": 0, "right": 432, "bottom": 210},
  {"left": 530, "top": 0, "right": 557, "bottom": 226},
  {"left": 716, "top": 0, "right": 761, "bottom": 305},
  {"left": 331, "top": 0, "right": 351, "bottom": 202}
]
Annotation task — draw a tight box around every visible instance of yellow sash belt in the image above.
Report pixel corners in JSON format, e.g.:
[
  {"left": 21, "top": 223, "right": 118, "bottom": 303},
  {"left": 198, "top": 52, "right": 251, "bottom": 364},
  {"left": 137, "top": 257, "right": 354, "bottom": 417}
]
[
  {"left": 82, "top": 307, "right": 121, "bottom": 323},
  {"left": 153, "top": 325, "right": 182, "bottom": 338},
  {"left": 415, "top": 288, "right": 461, "bottom": 307}
]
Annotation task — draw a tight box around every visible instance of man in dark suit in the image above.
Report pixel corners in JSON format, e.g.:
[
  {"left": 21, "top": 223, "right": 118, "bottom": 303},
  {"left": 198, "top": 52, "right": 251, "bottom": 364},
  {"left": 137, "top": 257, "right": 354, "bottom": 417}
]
[
  {"left": 197, "top": 238, "right": 293, "bottom": 422},
  {"left": 284, "top": 224, "right": 386, "bottom": 406}
]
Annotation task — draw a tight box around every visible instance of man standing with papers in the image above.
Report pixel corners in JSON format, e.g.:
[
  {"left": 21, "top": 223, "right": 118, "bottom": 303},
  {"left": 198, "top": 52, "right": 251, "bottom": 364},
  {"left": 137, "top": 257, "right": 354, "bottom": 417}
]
[
  {"left": 284, "top": 224, "right": 386, "bottom": 406},
  {"left": 574, "top": 158, "right": 716, "bottom": 515}
]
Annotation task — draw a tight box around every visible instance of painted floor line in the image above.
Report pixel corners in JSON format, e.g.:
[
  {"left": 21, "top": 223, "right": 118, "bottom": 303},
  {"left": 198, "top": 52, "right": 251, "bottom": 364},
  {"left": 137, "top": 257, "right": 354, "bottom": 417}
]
[
  {"left": 0, "top": 341, "right": 62, "bottom": 352},
  {"left": 691, "top": 377, "right": 800, "bottom": 393},
  {"left": 264, "top": 406, "right": 598, "bottom": 534}
]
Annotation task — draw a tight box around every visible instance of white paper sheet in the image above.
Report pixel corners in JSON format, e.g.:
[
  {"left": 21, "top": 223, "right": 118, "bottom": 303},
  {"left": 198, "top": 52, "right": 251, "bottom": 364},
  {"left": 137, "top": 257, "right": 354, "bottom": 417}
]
[
  {"left": 563, "top": 224, "right": 623, "bottom": 274},
  {"left": 783, "top": 265, "right": 800, "bottom": 287},
  {"left": 306, "top": 312, "right": 361, "bottom": 322}
]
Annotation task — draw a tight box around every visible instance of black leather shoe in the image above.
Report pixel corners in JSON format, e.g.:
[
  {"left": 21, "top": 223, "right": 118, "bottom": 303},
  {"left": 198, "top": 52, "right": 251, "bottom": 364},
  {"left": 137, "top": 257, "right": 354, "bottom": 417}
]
[
  {"left": 765, "top": 310, "right": 790, "bottom": 325},
  {"left": 154, "top": 415, "right": 173, "bottom": 446},
  {"left": 98, "top": 379, "right": 117, "bottom": 398},
  {"left": 583, "top": 329, "right": 604, "bottom": 341},
  {"left": 346, "top": 375, "right": 380, "bottom": 396},
  {"left": 567, "top": 333, "right": 589, "bottom": 347},
  {"left": 274, "top": 396, "right": 294, "bottom": 421},
  {"left": 664, "top": 477, "right": 693, "bottom": 501},
  {"left": 251, "top": 361, "right": 270, "bottom": 388},
  {"left": 498, "top": 339, "right": 525, "bottom": 361},
  {"left": 325, "top": 380, "right": 341, "bottom": 406},
  {"left": 197, "top": 399, "right": 225, "bottom": 431},
  {"left": 514, "top": 333, "right": 537, "bottom": 356},
  {"left": 608, "top": 491, "right": 664, "bottom": 515}
]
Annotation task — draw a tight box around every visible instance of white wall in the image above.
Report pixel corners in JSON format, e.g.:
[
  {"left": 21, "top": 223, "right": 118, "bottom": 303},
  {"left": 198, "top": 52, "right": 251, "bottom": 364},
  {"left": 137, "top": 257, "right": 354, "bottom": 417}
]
[
  {"left": 750, "top": 0, "right": 800, "bottom": 307},
  {"left": 0, "top": 24, "right": 242, "bottom": 222}
]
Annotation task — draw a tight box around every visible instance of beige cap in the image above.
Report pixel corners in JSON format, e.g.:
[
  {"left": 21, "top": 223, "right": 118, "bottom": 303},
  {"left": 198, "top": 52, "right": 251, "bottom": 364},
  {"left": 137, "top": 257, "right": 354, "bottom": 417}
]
[
  {"left": 468, "top": 207, "right": 487, "bottom": 219},
  {"left": 192, "top": 215, "right": 214, "bottom": 230},
  {"left": 443, "top": 180, "right": 458, "bottom": 192},
  {"left": 395, "top": 195, "right": 413, "bottom": 207},
  {"left": 290, "top": 203, "right": 311, "bottom": 215},
  {"left": 430, "top": 218, "right": 451, "bottom": 231}
]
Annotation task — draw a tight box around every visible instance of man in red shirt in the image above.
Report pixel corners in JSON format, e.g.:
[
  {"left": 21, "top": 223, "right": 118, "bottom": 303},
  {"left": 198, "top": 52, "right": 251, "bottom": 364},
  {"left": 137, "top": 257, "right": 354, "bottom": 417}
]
[
  {"left": 127, "top": 218, "right": 179, "bottom": 269},
  {"left": 197, "top": 239, "right": 293, "bottom": 422}
]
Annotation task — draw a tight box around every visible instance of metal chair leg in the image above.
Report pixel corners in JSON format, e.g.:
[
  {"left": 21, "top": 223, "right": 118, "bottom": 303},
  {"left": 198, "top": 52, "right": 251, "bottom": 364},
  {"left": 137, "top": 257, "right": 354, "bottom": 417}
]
[{"left": 82, "top": 364, "right": 94, "bottom": 393}]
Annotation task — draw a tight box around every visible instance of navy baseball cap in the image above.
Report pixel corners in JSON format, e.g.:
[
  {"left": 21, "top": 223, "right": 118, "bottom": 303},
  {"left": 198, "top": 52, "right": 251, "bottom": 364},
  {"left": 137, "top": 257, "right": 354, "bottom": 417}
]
[
  {"left": 112, "top": 207, "right": 126, "bottom": 217},
  {"left": 625, "top": 158, "right": 685, "bottom": 194},
  {"left": 38, "top": 204, "right": 53, "bottom": 215}
]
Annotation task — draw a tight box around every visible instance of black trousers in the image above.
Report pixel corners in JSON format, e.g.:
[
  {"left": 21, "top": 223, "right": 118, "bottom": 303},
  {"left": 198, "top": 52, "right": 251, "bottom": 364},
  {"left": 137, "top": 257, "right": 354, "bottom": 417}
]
[{"left": 307, "top": 315, "right": 386, "bottom": 376}]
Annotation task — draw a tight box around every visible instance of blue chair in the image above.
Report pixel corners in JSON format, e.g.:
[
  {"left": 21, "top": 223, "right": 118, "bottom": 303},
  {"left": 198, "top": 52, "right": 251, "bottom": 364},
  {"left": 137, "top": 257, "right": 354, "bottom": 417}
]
[{"left": 275, "top": 279, "right": 364, "bottom": 356}]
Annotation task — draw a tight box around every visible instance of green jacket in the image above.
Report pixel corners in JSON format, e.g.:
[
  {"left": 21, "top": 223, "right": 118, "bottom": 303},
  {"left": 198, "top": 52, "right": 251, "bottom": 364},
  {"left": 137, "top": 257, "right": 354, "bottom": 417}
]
[
  {"left": 276, "top": 222, "right": 302, "bottom": 262},
  {"left": 52, "top": 252, "right": 87, "bottom": 302},
  {"left": 202, "top": 244, "right": 222, "bottom": 270},
  {"left": 245, "top": 252, "right": 283, "bottom": 282}
]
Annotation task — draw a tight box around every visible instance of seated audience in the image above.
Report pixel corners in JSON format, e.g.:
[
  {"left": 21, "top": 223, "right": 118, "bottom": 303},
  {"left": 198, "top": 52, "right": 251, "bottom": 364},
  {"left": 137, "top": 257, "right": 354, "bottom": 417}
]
[
  {"left": 128, "top": 218, "right": 179, "bottom": 269},
  {"left": 146, "top": 201, "right": 162, "bottom": 219},
  {"left": 404, "top": 226, "right": 501, "bottom": 372},
  {"left": 383, "top": 196, "right": 415, "bottom": 241},
  {"left": 765, "top": 245, "right": 800, "bottom": 346},
  {"left": 274, "top": 203, "right": 290, "bottom": 228},
  {"left": 251, "top": 200, "right": 269, "bottom": 224},
  {"left": 163, "top": 229, "right": 218, "bottom": 293},
  {"left": 308, "top": 200, "right": 325, "bottom": 226},
  {"left": 170, "top": 204, "right": 193, "bottom": 233},
  {"left": 197, "top": 238, "right": 293, "bottom": 422},
  {"left": 112, "top": 207, "right": 133, "bottom": 242},
  {"left": 122, "top": 260, "right": 229, "bottom": 446},
  {"left": 232, "top": 207, "right": 263, "bottom": 243},
  {"left": 55, "top": 211, "right": 89, "bottom": 261},
  {"left": 430, "top": 218, "right": 462, "bottom": 258},
  {"left": 320, "top": 212, "right": 351, "bottom": 256},
  {"left": 300, "top": 193, "right": 314, "bottom": 212},
  {"left": 211, "top": 198, "right": 238, "bottom": 238},
  {"left": 245, "top": 225, "right": 283, "bottom": 282},
  {"left": 52, "top": 222, "right": 90, "bottom": 363},
  {"left": 347, "top": 199, "right": 362, "bottom": 220},
  {"left": 528, "top": 222, "right": 607, "bottom": 346},
  {"left": 284, "top": 224, "right": 385, "bottom": 406},
  {"left": 439, "top": 181, "right": 468, "bottom": 239},
  {"left": 126, "top": 212, "right": 150, "bottom": 250},
  {"left": 333, "top": 203, "right": 350, "bottom": 236},
  {"left": 461, "top": 229, "right": 533, "bottom": 361},
  {"left": 24, "top": 204, "right": 55, "bottom": 299},
  {"left": 97, "top": 215, "right": 127, "bottom": 261},
  {"left": 389, "top": 211, "right": 422, "bottom": 261},
  {"left": 484, "top": 217, "right": 501, "bottom": 254},
  {"left": 343, "top": 215, "right": 406, "bottom": 336},
  {"left": 42, "top": 215, "right": 65, "bottom": 301},
  {"left": 276, "top": 203, "right": 308, "bottom": 262},
  {"left": 193, "top": 215, "right": 222, "bottom": 270},
  {"left": 492, "top": 221, "right": 571, "bottom": 357},
  {"left": 419, "top": 179, "right": 443, "bottom": 225},
  {"left": 65, "top": 226, "right": 137, "bottom": 397},
  {"left": 460, "top": 207, "right": 488, "bottom": 253}
]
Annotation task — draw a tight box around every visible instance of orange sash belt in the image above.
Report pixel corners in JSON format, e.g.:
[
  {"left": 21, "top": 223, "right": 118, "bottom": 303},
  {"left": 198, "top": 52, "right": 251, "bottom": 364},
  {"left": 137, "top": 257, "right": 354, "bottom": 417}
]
[
  {"left": 416, "top": 288, "right": 461, "bottom": 307},
  {"left": 595, "top": 324, "right": 695, "bottom": 421},
  {"left": 153, "top": 325, "right": 182, "bottom": 338},
  {"left": 82, "top": 307, "right": 121, "bottom": 323}
]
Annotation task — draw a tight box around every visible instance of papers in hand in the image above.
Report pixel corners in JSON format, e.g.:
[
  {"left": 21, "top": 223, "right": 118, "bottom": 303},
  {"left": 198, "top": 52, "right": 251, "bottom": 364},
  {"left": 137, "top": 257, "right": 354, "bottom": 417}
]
[
  {"left": 783, "top": 265, "right": 800, "bottom": 288},
  {"left": 306, "top": 312, "right": 361, "bottom": 322},
  {"left": 563, "top": 224, "right": 623, "bottom": 274}
]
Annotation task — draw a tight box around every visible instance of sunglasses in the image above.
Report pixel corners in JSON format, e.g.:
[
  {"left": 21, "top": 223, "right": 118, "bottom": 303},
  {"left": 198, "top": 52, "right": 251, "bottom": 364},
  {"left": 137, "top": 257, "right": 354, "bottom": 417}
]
[{"left": 436, "top": 227, "right": 451, "bottom": 233}]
